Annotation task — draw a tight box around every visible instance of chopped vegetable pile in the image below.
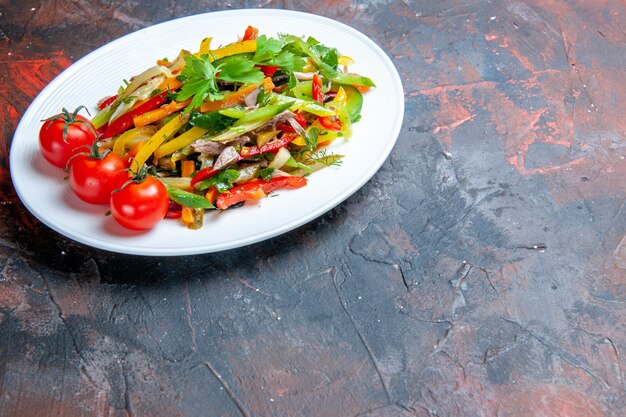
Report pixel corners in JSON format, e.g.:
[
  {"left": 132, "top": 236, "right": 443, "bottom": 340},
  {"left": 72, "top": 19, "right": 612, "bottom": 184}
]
[{"left": 38, "top": 26, "right": 374, "bottom": 230}]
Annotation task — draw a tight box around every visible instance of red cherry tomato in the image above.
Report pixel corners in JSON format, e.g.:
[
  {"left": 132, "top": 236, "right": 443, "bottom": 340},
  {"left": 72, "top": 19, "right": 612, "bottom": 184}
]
[
  {"left": 68, "top": 148, "right": 127, "bottom": 204},
  {"left": 39, "top": 106, "right": 96, "bottom": 168},
  {"left": 110, "top": 176, "right": 169, "bottom": 230}
]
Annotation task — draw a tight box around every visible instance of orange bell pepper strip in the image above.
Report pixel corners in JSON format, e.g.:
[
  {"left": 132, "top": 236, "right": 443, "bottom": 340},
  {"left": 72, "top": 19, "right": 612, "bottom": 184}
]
[
  {"left": 181, "top": 160, "right": 195, "bottom": 177},
  {"left": 199, "top": 77, "right": 275, "bottom": 113},
  {"left": 133, "top": 98, "right": 192, "bottom": 128},
  {"left": 204, "top": 186, "right": 219, "bottom": 204},
  {"left": 156, "top": 59, "right": 172, "bottom": 67},
  {"left": 159, "top": 77, "right": 183, "bottom": 91},
  {"left": 181, "top": 206, "right": 194, "bottom": 225}
]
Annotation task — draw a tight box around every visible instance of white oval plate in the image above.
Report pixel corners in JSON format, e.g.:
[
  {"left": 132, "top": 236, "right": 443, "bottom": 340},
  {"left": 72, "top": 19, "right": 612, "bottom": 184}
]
[{"left": 10, "top": 9, "right": 404, "bottom": 256}]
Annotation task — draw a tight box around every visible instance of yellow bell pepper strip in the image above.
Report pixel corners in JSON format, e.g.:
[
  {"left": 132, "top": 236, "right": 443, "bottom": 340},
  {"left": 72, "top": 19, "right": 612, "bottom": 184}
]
[
  {"left": 292, "top": 87, "right": 349, "bottom": 147},
  {"left": 256, "top": 130, "right": 279, "bottom": 147},
  {"left": 334, "top": 84, "right": 363, "bottom": 122},
  {"left": 206, "top": 40, "right": 257, "bottom": 61},
  {"left": 159, "top": 177, "right": 192, "bottom": 189},
  {"left": 292, "top": 120, "right": 338, "bottom": 147},
  {"left": 338, "top": 55, "right": 355, "bottom": 67},
  {"left": 129, "top": 114, "right": 187, "bottom": 175},
  {"left": 153, "top": 126, "right": 208, "bottom": 159},
  {"left": 198, "top": 37, "right": 212, "bottom": 55},
  {"left": 112, "top": 127, "right": 156, "bottom": 157},
  {"left": 199, "top": 77, "right": 274, "bottom": 113},
  {"left": 332, "top": 86, "right": 352, "bottom": 139},
  {"left": 133, "top": 98, "right": 192, "bottom": 128}
]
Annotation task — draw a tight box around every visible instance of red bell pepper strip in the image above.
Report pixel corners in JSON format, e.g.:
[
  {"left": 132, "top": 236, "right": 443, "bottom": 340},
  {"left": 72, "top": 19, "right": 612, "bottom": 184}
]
[
  {"left": 276, "top": 111, "right": 306, "bottom": 133},
  {"left": 100, "top": 92, "right": 169, "bottom": 139},
  {"left": 259, "top": 65, "right": 279, "bottom": 77},
  {"left": 240, "top": 133, "right": 297, "bottom": 158},
  {"left": 318, "top": 115, "right": 342, "bottom": 131},
  {"left": 96, "top": 124, "right": 108, "bottom": 136},
  {"left": 311, "top": 74, "right": 341, "bottom": 131},
  {"left": 97, "top": 95, "right": 118, "bottom": 110},
  {"left": 216, "top": 176, "right": 307, "bottom": 209},
  {"left": 190, "top": 134, "right": 297, "bottom": 187},
  {"left": 189, "top": 167, "right": 221, "bottom": 188},
  {"left": 242, "top": 25, "right": 259, "bottom": 41},
  {"left": 312, "top": 73, "right": 323, "bottom": 103}
]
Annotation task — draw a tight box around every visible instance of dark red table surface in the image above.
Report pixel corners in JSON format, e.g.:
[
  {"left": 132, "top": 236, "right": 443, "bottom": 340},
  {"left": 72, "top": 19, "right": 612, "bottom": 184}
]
[{"left": 1, "top": 1, "right": 625, "bottom": 416}]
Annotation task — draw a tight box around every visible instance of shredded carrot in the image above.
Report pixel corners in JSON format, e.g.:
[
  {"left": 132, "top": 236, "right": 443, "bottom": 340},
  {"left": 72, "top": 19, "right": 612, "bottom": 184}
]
[
  {"left": 199, "top": 77, "right": 274, "bottom": 113},
  {"left": 181, "top": 160, "right": 195, "bottom": 177},
  {"left": 133, "top": 99, "right": 191, "bottom": 128}
]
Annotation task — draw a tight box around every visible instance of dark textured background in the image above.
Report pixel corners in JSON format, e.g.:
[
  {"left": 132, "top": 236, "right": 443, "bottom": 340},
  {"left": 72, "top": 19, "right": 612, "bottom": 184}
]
[{"left": 1, "top": 1, "right": 625, "bottom": 416}]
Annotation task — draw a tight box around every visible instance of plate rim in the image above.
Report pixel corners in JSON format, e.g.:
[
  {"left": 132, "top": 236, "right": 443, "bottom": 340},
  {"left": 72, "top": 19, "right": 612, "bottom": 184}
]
[{"left": 10, "top": 8, "right": 404, "bottom": 256}]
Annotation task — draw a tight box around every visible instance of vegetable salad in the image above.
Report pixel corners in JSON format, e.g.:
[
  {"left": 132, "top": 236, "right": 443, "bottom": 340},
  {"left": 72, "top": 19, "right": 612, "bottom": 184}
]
[{"left": 39, "top": 26, "right": 374, "bottom": 230}]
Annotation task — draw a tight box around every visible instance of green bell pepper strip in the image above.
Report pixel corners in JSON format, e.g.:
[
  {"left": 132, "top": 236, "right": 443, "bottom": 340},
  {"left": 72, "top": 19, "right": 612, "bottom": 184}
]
[
  {"left": 232, "top": 102, "right": 293, "bottom": 126},
  {"left": 274, "top": 94, "right": 335, "bottom": 117},
  {"left": 337, "top": 85, "right": 363, "bottom": 123},
  {"left": 163, "top": 183, "right": 215, "bottom": 209}
]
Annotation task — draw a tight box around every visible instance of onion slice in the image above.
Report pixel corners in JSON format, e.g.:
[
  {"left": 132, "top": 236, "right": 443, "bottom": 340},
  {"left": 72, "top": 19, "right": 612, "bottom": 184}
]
[{"left": 268, "top": 147, "right": 291, "bottom": 170}]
